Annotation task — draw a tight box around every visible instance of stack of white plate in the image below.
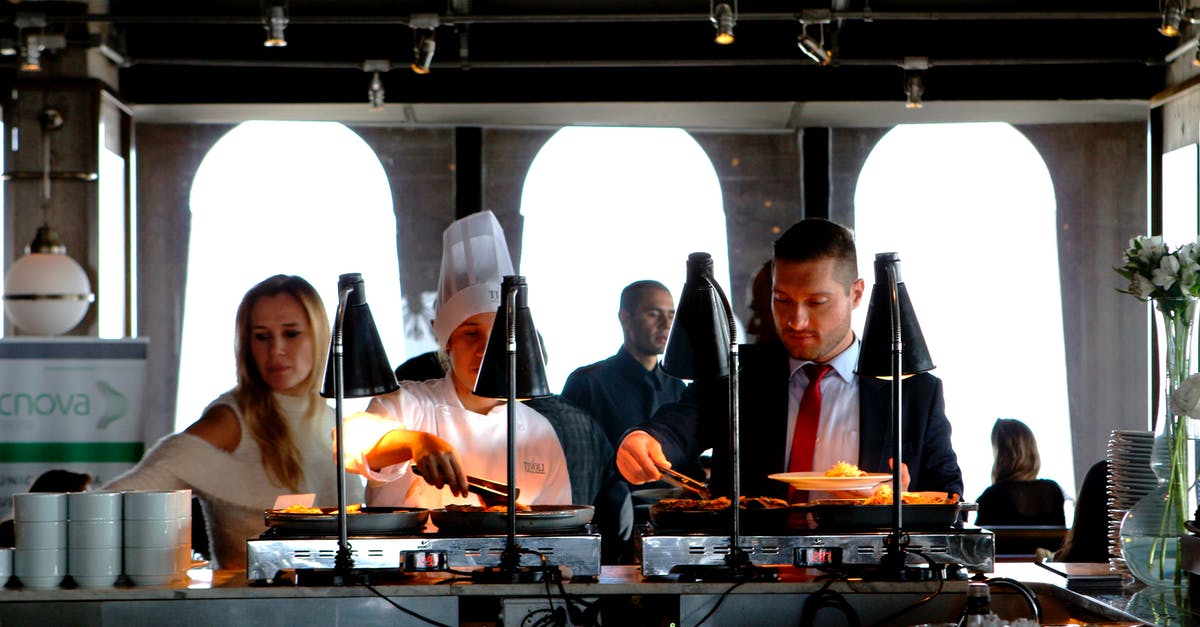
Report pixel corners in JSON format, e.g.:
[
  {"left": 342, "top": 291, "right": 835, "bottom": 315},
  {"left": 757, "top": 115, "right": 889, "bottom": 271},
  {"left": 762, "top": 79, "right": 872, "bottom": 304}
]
[{"left": 1107, "top": 430, "right": 1156, "bottom": 577}]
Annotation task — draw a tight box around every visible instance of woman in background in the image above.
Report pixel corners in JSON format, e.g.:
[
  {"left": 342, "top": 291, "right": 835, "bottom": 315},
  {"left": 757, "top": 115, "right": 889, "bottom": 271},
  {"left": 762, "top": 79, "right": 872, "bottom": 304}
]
[
  {"left": 106, "top": 275, "right": 360, "bottom": 569},
  {"left": 974, "top": 418, "right": 1066, "bottom": 526}
]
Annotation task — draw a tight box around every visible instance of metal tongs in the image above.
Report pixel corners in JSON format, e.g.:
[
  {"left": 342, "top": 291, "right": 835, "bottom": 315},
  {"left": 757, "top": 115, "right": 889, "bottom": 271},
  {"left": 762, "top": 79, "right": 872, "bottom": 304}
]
[
  {"left": 411, "top": 466, "right": 520, "bottom": 508},
  {"left": 655, "top": 462, "right": 711, "bottom": 499}
]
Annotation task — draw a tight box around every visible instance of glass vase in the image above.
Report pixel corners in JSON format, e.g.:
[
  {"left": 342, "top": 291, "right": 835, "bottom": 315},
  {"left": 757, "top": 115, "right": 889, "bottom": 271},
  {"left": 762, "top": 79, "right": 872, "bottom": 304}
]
[{"left": 1121, "top": 296, "right": 1199, "bottom": 588}]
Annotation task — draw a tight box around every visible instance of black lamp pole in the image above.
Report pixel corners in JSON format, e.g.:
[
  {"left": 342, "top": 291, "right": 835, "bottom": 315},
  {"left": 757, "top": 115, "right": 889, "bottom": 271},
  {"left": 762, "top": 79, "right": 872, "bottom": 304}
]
[
  {"left": 856, "top": 252, "right": 935, "bottom": 580},
  {"left": 663, "top": 252, "right": 773, "bottom": 581},
  {"left": 472, "top": 275, "right": 552, "bottom": 582},
  {"left": 882, "top": 258, "right": 907, "bottom": 573},
  {"left": 331, "top": 281, "right": 353, "bottom": 574},
  {"left": 299, "top": 273, "right": 398, "bottom": 586}
]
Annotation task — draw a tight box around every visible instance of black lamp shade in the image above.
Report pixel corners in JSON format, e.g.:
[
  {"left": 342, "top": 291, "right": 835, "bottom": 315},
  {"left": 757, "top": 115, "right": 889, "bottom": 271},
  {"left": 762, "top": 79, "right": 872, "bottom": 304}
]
[
  {"left": 856, "top": 252, "right": 935, "bottom": 378},
  {"left": 662, "top": 252, "right": 731, "bottom": 380},
  {"left": 321, "top": 273, "right": 400, "bottom": 399},
  {"left": 474, "top": 275, "right": 551, "bottom": 399}
]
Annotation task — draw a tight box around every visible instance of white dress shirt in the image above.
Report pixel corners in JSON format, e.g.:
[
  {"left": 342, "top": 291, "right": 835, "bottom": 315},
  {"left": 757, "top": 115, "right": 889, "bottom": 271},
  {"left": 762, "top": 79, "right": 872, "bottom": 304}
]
[{"left": 783, "top": 338, "right": 861, "bottom": 473}]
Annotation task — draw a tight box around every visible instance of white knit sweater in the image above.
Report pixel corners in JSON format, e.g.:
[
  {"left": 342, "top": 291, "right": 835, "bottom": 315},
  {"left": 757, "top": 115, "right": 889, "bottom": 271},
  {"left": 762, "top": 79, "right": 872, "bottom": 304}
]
[{"left": 105, "top": 392, "right": 363, "bottom": 570}]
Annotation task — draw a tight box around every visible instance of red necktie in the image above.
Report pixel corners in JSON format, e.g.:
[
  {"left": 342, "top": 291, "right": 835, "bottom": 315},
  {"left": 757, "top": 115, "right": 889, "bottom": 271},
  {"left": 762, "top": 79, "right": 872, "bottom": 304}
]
[{"left": 788, "top": 363, "right": 832, "bottom": 502}]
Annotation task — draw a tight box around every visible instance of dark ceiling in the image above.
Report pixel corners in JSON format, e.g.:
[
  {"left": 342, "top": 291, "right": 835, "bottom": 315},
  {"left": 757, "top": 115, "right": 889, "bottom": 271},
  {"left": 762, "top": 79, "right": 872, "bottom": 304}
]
[{"left": 0, "top": 1, "right": 1182, "bottom": 109}]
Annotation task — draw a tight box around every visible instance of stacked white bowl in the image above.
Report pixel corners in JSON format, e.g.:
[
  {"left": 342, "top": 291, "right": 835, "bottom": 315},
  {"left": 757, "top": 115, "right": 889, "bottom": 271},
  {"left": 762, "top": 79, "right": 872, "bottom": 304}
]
[
  {"left": 0, "top": 546, "right": 11, "bottom": 587},
  {"left": 67, "top": 491, "right": 123, "bottom": 588},
  {"left": 12, "top": 492, "right": 67, "bottom": 589},
  {"left": 121, "top": 490, "right": 192, "bottom": 586}
]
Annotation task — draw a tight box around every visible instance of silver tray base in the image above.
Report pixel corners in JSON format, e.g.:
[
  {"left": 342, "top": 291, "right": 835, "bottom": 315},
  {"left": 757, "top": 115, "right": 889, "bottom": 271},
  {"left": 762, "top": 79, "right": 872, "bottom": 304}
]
[
  {"left": 637, "top": 525, "right": 995, "bottom": 576},
  {"left": 247, "top": 532, "right": 602, "bottom": 582}
]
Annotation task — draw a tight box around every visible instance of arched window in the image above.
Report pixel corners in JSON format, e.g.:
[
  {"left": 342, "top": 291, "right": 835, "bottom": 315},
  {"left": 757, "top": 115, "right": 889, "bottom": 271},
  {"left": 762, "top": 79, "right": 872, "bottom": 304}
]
[
  {"left": 175, "top": 121, "right": 405, "bottom": 431},
  {"left": 854, "top": 122, "right": 1075, "bottom": 504},
  {"left": 519, "top": 126, "right": 732, "bottom": 391}
]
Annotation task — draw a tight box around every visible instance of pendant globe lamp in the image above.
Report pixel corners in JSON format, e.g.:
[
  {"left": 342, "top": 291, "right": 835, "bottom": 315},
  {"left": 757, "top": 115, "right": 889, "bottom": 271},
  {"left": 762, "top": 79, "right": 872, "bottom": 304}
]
[{"left": 3, "top": 107, "right": 94, "bottom": 336}]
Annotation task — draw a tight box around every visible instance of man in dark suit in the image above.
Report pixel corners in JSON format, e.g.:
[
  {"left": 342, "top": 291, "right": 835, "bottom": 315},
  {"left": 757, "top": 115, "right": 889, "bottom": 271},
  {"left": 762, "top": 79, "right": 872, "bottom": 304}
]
[{"left": 616, "top": 218, "right": 963, "bottom": 500}]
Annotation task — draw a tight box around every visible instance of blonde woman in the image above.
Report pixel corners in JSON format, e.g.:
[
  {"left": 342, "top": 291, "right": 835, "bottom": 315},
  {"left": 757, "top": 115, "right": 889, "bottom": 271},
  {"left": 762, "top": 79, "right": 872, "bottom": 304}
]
[
  {"left": 106, "top": 275, "right": 361, "bottom": 569},
  {"left": 974, "top": 418, "right": 1065, "bottom": 526}
]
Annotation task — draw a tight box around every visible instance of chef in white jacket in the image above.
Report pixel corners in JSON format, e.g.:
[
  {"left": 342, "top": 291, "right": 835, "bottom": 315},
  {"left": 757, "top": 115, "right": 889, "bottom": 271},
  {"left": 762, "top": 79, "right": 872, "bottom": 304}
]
[{"left": 342, "top": 211, "right": 571, "bottom": 509}]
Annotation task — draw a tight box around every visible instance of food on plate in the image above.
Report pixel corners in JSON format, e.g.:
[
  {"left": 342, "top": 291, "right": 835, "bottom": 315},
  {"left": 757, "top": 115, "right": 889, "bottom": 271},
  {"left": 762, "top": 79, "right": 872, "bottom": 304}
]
[
  {"left": 276, "top": 503, "right": 363, "bottom": 514},
  {"left": 861, "top": 485, "right": 959, "bottom": 505},
  {"left": 654, "top": 496, "right": 789, "bottom": 511},
  {"left": 824, "top": 461, "right": 868, "bottom": 478},
  {"left": 444, "top": 502, "right": 532, "bottom": 513}
]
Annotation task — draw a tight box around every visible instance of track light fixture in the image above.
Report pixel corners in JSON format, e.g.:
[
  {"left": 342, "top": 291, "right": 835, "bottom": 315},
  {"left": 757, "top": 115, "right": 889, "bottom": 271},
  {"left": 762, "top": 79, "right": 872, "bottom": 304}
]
[
  {"left": 797, "top": 22, "right": 831, "bottom": 66},
  {"left": 368, "top": 72, "right": 385, "bottom": 110},
  {"left": 710, "top": 1, "right": 736, "bottom": 45},
  {"left": 411, "top": 28, "right": 436, "bottom": 74},
  {"left": 1162, "top": 0, "right": 1186, "bottom": 36},
  {"left": 20, "top": 32, "right": 44, "bottom": 71},
  {"left": 362, "top": 60, "right": 389, "bottom": 111},
  {"left": 904, "top": 72, "right": 925, "bottom": 109},
  {"left": 263, "top": 2, "right": 289, "bottom": 47}
]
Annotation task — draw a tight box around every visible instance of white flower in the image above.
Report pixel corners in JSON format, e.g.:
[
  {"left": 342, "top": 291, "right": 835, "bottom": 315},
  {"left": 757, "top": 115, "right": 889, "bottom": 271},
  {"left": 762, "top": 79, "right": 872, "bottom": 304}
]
[
  {"left": 1172, "top": 373, "right": 1200, "bottom": 417},
  {"left": 1135, "top": 235, "right": 1167, "bottom": 264},
  {"left": 1153, "top": 255, "right": 1182, "bottom": 290},
  {"left": 1183, "top": 262, "right": 1200, "bottom": 294},
  {"left": 1131, "top": 274, "right": 1156, "bottom": 299}
]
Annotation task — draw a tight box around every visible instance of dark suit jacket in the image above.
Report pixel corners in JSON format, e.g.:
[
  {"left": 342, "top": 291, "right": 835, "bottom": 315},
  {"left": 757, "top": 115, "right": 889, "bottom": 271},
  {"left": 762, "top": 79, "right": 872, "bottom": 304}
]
[{"left": 639, "top": 342, "right": 964, "bottom": 499}]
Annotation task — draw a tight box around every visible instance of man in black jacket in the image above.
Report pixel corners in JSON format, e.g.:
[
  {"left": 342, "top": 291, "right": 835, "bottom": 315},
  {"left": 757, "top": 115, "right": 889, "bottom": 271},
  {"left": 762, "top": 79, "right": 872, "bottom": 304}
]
[{"left": 616, "top": 218, "right": 963, "bottom": 499}]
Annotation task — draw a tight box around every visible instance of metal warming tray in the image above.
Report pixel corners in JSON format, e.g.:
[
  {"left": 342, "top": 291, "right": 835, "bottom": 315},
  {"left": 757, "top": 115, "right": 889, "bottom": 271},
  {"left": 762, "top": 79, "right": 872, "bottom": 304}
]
[
  {"left": 794, "top": 501, "right": 970, "bottom": 530},
  {"left": 637, "top": 525, "right": 995, "bottom": 576},
  {"left": 246, "top": 531, "right": 603, "bottom": 581}
]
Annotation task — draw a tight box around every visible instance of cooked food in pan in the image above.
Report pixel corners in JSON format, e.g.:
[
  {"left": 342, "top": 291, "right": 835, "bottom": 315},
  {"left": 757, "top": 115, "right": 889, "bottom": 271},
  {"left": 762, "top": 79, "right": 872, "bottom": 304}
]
[
  {"left": 444, "top": 502, "right": 532, "bottom": 513},
  {"left": 859, "top": 485, "right": 960, "bottom": 505},
  {"left": 275, "top": 503, "right": 364, "bottom": 514},
  {"left": 654, "top": 496, "right": 789, "bottom": 511}
]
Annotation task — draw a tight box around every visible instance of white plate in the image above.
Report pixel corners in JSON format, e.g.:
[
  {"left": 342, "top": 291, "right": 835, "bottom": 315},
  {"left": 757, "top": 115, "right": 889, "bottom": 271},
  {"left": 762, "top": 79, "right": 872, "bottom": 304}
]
[{"left": 767, "top": 472, "right": 892, "bottom": 491}]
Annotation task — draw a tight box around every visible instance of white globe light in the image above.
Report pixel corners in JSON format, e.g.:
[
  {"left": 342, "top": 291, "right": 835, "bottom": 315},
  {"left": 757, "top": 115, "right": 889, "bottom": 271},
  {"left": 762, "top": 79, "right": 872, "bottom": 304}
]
[{"left": 4, "top": 252, "right": 94, "bottom": 336}]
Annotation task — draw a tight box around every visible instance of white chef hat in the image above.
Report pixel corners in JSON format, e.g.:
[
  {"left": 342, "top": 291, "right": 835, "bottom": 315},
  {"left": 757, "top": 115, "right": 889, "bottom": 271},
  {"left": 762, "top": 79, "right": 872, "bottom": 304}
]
[{"left": 432, "top": 211, "right": 515, "bottom": 347}]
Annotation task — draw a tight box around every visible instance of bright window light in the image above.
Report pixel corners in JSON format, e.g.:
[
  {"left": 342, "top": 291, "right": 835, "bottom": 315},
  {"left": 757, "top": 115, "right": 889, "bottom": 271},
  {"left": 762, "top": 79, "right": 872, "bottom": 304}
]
[
  {"left": 176, "top": 121, "right": 406, "bottom": 432},
  {"left": 1162, "top": 144, "right": 1198, "bottom": 246},
  {"left": 98, "top": 119, "right": 127, "bottom": 339},
  {"left": 854, "top": 122, "right": 1075, "bottom": 509},
  {"left": 519, "top": 126, "right": 732, "bottom": 391}
]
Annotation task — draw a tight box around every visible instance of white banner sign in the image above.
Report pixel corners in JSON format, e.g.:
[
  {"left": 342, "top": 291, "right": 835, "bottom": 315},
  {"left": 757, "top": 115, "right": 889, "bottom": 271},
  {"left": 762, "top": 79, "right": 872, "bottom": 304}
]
[{"left": 0, "top": 338, "right": 147, "bottom": 511}]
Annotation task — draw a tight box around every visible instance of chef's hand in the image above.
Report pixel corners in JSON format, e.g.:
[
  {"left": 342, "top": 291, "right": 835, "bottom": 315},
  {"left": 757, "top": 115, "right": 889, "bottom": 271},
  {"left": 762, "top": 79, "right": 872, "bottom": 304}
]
[
  {"left": 405, "top": 432, "right": 469, "bottom": 498},
  {"left": 888, "top": 459, "right": 911, "bottom": 491},
  {"left": 616, "top": 430, "right": 669, "bottom": 485},
  {"left": 357, "top": 428, "right": 469, "bottom": 498}
]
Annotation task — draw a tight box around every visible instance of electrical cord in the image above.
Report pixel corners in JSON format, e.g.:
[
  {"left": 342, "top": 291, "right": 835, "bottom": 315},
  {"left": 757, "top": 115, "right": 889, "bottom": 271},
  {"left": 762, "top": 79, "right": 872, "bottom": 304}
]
[
  {"left": 799, "top": 575, "right": 862, "bottom": 627},
  {"left": 859, "top": 549, "right": 947, "bottom": 627},
  {"left": 362, "top": 582, "right": 455, "bottom": 627},
  {"left": 983, "top": 576, "right": 1042, "bottom": 624},
  {"left": 693, "top": 580, "right": 747, "bottom": 626}
]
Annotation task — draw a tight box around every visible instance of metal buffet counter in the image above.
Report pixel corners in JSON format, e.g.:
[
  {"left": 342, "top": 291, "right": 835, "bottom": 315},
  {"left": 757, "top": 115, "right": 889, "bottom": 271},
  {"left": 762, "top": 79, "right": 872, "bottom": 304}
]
[{"left": 0, "top": 562, "right": 1169, "bottom": 626}]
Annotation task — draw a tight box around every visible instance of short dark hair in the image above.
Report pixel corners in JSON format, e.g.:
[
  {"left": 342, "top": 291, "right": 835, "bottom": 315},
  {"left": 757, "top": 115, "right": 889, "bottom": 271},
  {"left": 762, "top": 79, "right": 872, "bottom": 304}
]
[
  {"left": 773, "top": 218, "right": 858, "bottom": 286},
  {"left": 620, "top": 280, "right": 670, "bottom": 314}
]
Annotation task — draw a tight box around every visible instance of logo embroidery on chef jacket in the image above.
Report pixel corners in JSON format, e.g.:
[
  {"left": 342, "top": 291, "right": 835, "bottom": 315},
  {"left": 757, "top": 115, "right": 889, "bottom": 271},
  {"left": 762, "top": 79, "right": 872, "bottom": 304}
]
[{"left": 523, "top": 460, "right": 546, "bottom": 474}]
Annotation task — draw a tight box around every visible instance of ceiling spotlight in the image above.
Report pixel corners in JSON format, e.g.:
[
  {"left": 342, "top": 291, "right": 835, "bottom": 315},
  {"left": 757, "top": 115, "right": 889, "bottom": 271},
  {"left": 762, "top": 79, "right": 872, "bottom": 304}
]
[
  {"left": 263, "top": 2, "right": 289, "bottom": 47},
  {"left": 20, "top": 32, "right": 44, "bottom": 72},
  {"left": 711, "top": 2, "right": 736, "bottom": 45},
  {"left": 904, "top": 72, "right": 925, "bottom": 109},
  {"left": 368, "top": 72, "right": 385, "bottom": 111},
  {"left": 1162, "top": 0, "right": 1185, "bottom": 36},
  {"left": 797, "top": 23, "right": 831, "bottom": 66},
  {"left": 411, "top": 29, "right": 436, "bottom": 74}
]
